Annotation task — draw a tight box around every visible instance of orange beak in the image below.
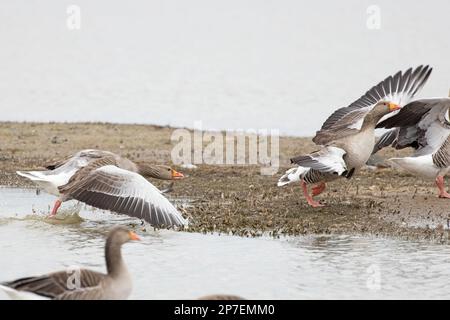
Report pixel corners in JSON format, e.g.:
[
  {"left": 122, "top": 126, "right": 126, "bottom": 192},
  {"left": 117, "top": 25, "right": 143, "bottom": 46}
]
[
  {"left": 388, "top": 102, "right": 400, "bottom": 111},
  {"left": 128, "top": 231, "right": 141, "bottom": 241},
  {"left": 171, "top": 169, "right": 184, "bottom": 179}
]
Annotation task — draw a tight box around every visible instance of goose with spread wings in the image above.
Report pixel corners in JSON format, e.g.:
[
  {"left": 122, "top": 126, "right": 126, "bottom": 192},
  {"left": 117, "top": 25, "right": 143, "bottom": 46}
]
[
  {"left": 16, "top": 149, "right": 187, "bottom": 228},
  {"left": 374, "top": 97, "right": 450, "bottom": 198},
  {"left": 278, "top": 65, "right": 432, "bottom": 207}
]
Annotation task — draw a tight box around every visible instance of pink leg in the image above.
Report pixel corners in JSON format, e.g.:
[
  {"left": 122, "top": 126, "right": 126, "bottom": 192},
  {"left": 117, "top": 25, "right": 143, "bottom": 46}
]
[
  {"left": 50, "top": 200, "right": 62, "bottom": 216},
  {"left": 312, "top": 182, "right": 327, "bottom": 197},
  {"left": 436, "top": 176, "right": 450, "bottom": 198},
  {"left": 301, "top": 181, "right": 324, "bottom": 208}
]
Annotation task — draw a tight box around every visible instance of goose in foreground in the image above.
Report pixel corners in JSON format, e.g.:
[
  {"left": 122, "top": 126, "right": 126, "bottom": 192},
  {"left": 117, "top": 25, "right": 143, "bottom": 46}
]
[
  {"left": 0, "top": 226, "right": 140, "bottom": 300},
  {"left": 17, "top": 149, "right": 187, "bottom": 228},
  {"left": 278, "top": 65, "right": 432, "bottom": 207},
  {"left": 374, "top": 97, "right": 450, "bottom": 198}
]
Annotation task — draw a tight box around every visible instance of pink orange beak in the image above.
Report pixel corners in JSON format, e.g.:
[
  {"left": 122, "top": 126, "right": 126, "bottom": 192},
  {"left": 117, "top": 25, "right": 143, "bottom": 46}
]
[
  {"left": 171, "top": 169, "right": 185, "bottom": 179},
  {"left": 128, "top": 231, "right": 141, "bottom": 241},
  {"left": 388, "top": 102, "right": 400, "bottom": 111}
]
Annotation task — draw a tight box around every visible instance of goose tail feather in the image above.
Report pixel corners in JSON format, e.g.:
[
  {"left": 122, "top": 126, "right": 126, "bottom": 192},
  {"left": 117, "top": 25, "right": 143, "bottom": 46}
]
[{"left": 277, "top": 167, "right": 309, "bottom": 186}]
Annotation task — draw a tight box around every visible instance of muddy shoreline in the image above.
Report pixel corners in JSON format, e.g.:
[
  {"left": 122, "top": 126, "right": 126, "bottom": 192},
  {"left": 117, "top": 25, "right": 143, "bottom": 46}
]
[{"left": 1, "top": 122, "right": 449, "bottom": 242}]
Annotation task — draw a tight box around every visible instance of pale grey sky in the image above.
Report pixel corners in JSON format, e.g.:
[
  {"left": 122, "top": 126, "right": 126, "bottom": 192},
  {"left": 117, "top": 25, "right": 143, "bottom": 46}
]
[{"left": 0, "top": 0, "right": 448, "bottom": 135}]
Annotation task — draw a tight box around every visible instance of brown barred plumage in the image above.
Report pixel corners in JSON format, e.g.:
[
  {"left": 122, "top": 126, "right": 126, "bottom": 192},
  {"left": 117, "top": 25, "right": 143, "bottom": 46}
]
[
  {"left": 433, "top": 136, "right": 450, "bottom": 168},
  {"left": 303, "top": 169, "right": 332, "bottom": 184}
]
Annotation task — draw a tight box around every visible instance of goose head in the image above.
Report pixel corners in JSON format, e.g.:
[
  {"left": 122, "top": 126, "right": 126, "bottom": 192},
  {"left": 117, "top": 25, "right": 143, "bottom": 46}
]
[
  {"left": 136, "top": 162, "right": 185, "bottom": 180},
  {"left": 373, "top": 101, "right": 400, "bottom": 117},
  {"left": 107, "top": 226, "right": 141, "bottom": 246},
  {"left": 363, "top": 101, "right": 400, "bottom": 128}
]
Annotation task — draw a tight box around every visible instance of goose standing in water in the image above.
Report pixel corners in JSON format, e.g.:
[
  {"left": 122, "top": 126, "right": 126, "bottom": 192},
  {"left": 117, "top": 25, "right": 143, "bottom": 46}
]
[
  {"left": 374, "top": 97, "right": 450, "bottom": 198},
  {"left": 0, "top": 226, "right": 140, "bottom": 300},
  {"left": 17, "top": 149, "right": 187, "bottom": 228},
  {"left": 278, "top": 65, "right": 432, "bottom": 207}
]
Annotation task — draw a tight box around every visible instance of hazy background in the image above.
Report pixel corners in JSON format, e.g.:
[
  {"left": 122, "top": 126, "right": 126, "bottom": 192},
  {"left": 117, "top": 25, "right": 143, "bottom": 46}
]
[{"left": 0, "top": 0, "right": 448, "bottom": 136}]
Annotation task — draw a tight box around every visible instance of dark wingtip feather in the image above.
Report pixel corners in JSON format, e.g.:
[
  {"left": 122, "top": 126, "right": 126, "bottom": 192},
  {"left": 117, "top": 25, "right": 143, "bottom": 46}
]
[
  {"left": 313, "top": 65, "right": 433, "bottom": 145},
  {"left": 408, "top": 65, "right": 432, "bottom": 96}
]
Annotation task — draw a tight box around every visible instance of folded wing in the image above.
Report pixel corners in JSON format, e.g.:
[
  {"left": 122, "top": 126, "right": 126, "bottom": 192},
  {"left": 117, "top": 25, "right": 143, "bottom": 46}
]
[
  {"left": 2, "top": 269, "right": 105, "bottom": 299},
  {"left": 290, "top": 146, "right": 347, "bottom": 175}
]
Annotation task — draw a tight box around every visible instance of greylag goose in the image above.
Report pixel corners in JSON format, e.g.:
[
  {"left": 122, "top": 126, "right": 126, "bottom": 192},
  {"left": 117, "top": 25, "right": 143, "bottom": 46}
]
[
  {"left": 278, "top": 65, "right": 432, "bottom": 207},
  {"left": 374, "top": 96, "right": 450, "bottom": 198},
  {"left": 0, "top": 226, "right": 140, "bottom": 300},
  {"left": 17, "top": 149, "right": 187, "bottom": 228}
]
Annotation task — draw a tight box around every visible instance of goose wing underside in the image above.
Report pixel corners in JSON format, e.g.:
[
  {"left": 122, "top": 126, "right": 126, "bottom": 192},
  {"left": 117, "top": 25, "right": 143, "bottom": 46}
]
[{"left": 59, "top": 159, "right": 187, "bottom": 228}]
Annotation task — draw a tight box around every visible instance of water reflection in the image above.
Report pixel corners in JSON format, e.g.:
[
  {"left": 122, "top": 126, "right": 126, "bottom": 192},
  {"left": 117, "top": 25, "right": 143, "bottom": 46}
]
[{"left": 1, "top": 188, "right": 450, "bottom": 299}]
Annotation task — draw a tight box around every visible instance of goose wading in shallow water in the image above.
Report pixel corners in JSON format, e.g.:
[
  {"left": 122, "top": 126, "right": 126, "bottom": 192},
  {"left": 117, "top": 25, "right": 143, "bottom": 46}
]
[
  {"left": 374, "top": 95, "right": 450, "bottom": 198},
  {"left": 16, "top": 149, "right": 187, "bottom": 228},
  {"left": 278, "top": 65, "right": 432, "bottom": 207},
  {"left": 0, "top": 226, "right": 140, "bottom": 300},
  {"left": 0, "top": 226, "right": 243, "bottom": 300}
]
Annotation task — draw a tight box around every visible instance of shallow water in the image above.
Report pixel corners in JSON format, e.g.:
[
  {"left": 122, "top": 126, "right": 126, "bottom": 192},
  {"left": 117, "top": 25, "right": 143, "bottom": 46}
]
[{"left": 1, "top": 187, "right": 450, "bottom": 299}]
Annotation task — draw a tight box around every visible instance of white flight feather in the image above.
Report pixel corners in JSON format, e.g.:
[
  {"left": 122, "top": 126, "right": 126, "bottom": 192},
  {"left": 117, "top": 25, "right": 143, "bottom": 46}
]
[
  {"left": 94, "top": 166, "right": 187, "bottom": 226},
  {"left": 0, "top": 285, "right": 49, "bottom": 300}
]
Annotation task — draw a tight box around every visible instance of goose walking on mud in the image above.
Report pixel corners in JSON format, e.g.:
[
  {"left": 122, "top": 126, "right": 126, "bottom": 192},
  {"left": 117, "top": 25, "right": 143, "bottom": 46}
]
[
  {"left": 0, "top": 226, "right": 140, "bottom": 300},
  {"left": 16, "top": 149, "right": 187, "bottom": 228},
  {"left": 374, "top": 96, "right": 450, "bottom": 198},
  {"left": 278, "top": 65, "right": 432, "bottom": 207}
]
